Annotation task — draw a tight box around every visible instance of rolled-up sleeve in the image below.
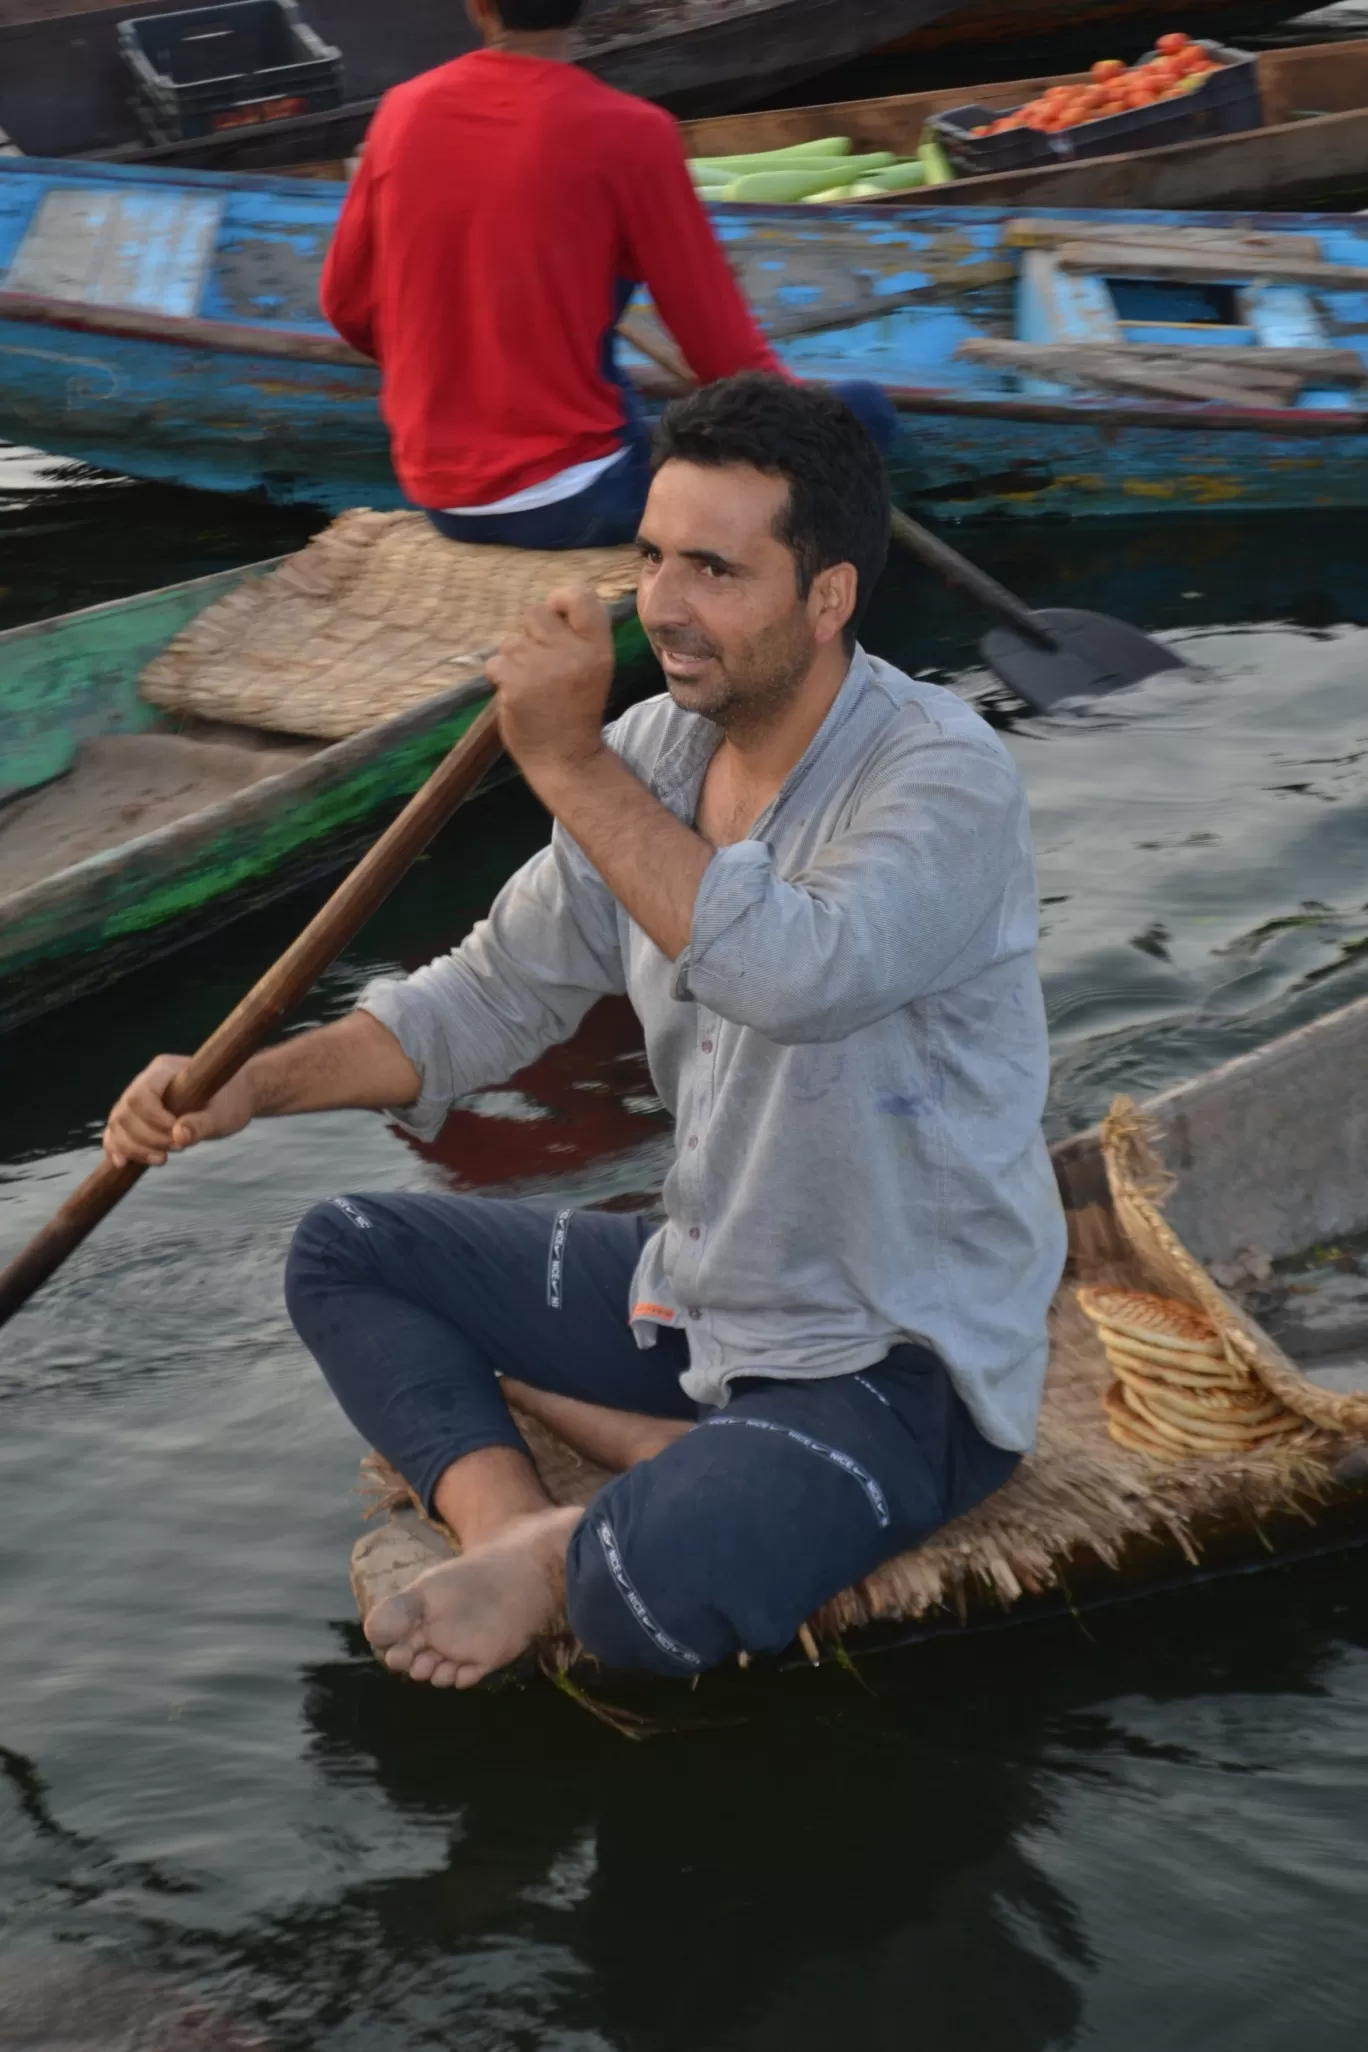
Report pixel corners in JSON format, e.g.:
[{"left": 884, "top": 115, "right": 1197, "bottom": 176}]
[
  {"left": 357, "top": 822, "right": 626, "bottom": 1139},
  {"left": 674, "top": 725, "right": 1022, "bottom": 1043}
]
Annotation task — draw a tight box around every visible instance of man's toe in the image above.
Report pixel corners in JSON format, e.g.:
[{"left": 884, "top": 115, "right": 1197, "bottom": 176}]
[
  {"left": 428, "top": 1660, "right": 459, "bottom": 1687},
  {"left": 366, "top": 1584, "right": 425, "bottom": 1650},
  {"left": 408, "top": 1648, "right": 441, "bottom": 1682}
]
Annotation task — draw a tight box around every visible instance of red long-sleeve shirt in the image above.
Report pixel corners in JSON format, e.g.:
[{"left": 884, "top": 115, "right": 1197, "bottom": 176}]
[{"left": 320, "top": 51, "right": 780, "bottom": 511}]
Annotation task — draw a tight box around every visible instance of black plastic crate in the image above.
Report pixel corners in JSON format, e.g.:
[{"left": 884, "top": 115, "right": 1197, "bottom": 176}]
[
  {"left": 119, "top": 0, "right": 343, "bottom": 144},
  {"left": 928, "top": 42, "right": 1261, "bottom": 178}
]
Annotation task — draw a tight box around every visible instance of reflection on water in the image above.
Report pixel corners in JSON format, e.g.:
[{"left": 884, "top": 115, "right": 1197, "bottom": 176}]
[
  {"left": 0, "top": 446, "right": 321, "bottom": 634},
  {"left": 2, "top": 455, "right": 1368, "bottom": 2047}
]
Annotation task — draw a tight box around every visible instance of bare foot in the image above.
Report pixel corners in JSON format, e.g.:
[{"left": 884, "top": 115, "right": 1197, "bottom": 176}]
[
  {"left": 502, "top": 1376, "right": 693, "bottom": 1471},
  {"left": 365, "top": 1504, "right": 580, "bottom": 1689}
]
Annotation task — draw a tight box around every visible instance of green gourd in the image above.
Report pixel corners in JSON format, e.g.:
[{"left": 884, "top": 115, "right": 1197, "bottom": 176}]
[
  {"left": 686, "top": 136, "right": 854, "bottom": 181},
  {"left": 720, "top": 155, "right": 898, "bottom": 202},
  {"left": 917, "top": 136, "right": 955, "bottom": 185},
  {"left": 855, "top": 159, "right": 928, "bottom": 192}
]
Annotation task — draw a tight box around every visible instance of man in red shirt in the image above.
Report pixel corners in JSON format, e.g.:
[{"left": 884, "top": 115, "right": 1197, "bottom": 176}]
[{"left": 320, "top": 0, "right": 785, "bottom": 548}]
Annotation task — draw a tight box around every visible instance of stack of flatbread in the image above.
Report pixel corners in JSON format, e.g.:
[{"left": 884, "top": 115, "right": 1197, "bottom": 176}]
[{"left": 1076, "top": 1286, "right": 1308, "bottom": 1461}]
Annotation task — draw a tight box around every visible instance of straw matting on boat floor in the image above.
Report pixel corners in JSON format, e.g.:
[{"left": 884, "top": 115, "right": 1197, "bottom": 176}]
[
  {"left": 138, "top": 511, "right": 642, "bottom": 742},
  {"left": 350, "top": 1102, "right": 1367, "bottom": 1673}
]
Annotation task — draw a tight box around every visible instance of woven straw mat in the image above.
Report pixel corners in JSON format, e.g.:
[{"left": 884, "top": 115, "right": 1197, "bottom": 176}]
[
  {"left": 350, "top": 1097, "right": 1364, "bottom": 1667},
  {"left": 138, "top": 510, "right": 642, "bottom": 741}
]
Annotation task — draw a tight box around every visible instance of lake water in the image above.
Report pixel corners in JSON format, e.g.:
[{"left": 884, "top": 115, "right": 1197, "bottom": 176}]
[{"left": 2, "top": 447, "right": 1366, "bottom": 2050}]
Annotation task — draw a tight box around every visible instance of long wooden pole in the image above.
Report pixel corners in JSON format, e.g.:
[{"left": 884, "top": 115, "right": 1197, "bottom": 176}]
[{"left": 0, "top": 700, "right": 503, "bottom": 1329}]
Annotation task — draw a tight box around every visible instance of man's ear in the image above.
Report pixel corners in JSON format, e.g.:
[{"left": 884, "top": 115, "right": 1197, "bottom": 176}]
[
  {"left": 808, "top": 562, "right": 859, "bottom": 649},
  {"left": 466, "top": 0, "right": 502, "bottom": 37}
]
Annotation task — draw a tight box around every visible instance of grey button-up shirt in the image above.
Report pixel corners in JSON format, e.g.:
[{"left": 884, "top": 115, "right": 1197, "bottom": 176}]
[{"left": 360, "top": 646, "right": 1066, "bottom": 1452}]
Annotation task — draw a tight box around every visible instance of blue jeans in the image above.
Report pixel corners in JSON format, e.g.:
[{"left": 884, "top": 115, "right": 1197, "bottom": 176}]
[
  {"left": 286, "top": 1192, "right": 1017, "bottom": 1676},
  {"left": 420, "top": 379, "right": 896, "bottom": 552}
]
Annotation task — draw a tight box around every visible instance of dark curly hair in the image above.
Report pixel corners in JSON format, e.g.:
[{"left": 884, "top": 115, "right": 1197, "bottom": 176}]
[{"left": 652, "top": 373, "right": 891, "bottom": 653}]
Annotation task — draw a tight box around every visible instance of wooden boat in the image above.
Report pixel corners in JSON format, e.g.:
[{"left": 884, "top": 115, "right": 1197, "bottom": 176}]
[
  {"left": 0, "top": 0, "right": 1309, "bottom": 172},
  {"left": 0, "top": 523, "right": 650, "bottom": 1030},
  {"left": 5, "top": 154, "right": 1368, "bottom": 522},
  {"left": 352, "top": 999, "right": 1368, "bottom": 1678},
  {"left": 881, "top": 0, "right": 1297, "bottom": 68},
  {"left": 681, "top": 36, "right": 1368, "bottom": 216},
  {"left": 0, "top": 0, "right": 1015, "bottom": 172}
]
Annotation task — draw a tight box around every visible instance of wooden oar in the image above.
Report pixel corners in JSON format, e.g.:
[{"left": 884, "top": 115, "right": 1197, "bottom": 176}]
[
  {"left": 619, "top": 316, "right": 1186, "bottom": 712},
  {"left": 0, "top": 700, "right": 504, "bottom": 1330},
  {"left": 888, "top": 507, "right": 1187, "bottom": 711}
]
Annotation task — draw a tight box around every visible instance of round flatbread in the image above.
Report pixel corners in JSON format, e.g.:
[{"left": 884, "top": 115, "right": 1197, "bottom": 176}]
[
  {"left": 1101, "top": 1335, "right": 1250, "bottom": 1386},
  {"left": 1100, "top": 1332, "right": 1249, "bottom": 1381},
  {"left": 1118, "top": 1383, "right": 1254, "bottom": 1452},
  {"left": 1142, "top": 1380, "right": 1284, "bottom": 1427},
  {"left": 1133, "top": 1397, "right": 1291, "bottom": 1448},
  {"left": 1121, "top": 1381, "right": 1299, "bottom": 1451},
  {"left": 1103, "top": 1344, "right": 1249, "bottom": 1393},
  {"left": 1077, "top": 1286, "right": 1223, "bottom": 1358},
  {"left": 1103, "top": 1382, "right": 1179, "bottom": 1460},
  {"left": 1109, "top": 1358, "right": 1283, "bottom": 1425}
]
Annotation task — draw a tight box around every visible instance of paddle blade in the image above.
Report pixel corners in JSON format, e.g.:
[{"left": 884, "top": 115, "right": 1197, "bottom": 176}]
[{"left": 980, "top": 607, "right": 1188, "bottom": 715}]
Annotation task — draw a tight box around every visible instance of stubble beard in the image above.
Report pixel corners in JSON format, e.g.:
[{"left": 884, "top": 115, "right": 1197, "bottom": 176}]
[{"left": 655, "top": 609, "right": 820, "bottom": 734}]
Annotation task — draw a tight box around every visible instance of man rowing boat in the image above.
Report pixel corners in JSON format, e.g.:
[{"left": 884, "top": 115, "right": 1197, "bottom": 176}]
[
  {"left": 320, "top": 0, "right": 888, "bottom": 547},
  {"left": 105, "top": 376, "right": 1065, "bottom": 1684}
]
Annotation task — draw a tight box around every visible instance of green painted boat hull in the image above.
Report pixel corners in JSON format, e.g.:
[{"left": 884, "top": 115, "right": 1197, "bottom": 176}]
[{"left": 0, "top": 568, "right": 651, "bottom": 1031}]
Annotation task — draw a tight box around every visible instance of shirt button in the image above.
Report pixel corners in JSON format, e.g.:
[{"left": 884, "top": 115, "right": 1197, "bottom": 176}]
[
  {"left": 687, "top": 1135, "right": 698, "bottom": 1149},
  {"left": 689, "top": 1226, "right": 700, "bottom": 1240},
  {"left": 701, "top": 1039, "right": 713, "bottom": 1053}
]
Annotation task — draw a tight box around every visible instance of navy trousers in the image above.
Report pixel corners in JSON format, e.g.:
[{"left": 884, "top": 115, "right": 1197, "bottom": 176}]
[
  {"left": 286, "top": 1193, "right": 1016, "bottom": 1675},
  {"left": 424, "top": 424, "right": 654, "bottom": 550},
  {"left": 420, "top": 380, "right": 898, "bottom": 553}
]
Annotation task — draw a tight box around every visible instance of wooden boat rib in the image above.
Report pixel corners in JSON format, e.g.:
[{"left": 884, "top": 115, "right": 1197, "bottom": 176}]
[
  {"left": 0, "top": 520, "right": 651, "bottom": 1030},
  {"left": 351, "top": 999, "right": 1368, "bottom": 1679},
  {"left": 681, "top": 37, "right": 1368, "bottom": 216}
]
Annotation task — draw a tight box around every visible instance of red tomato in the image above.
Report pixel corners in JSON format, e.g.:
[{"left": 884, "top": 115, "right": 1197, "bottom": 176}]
[
  {"left": 1091, "top": 57, "right": 1126, "bottom": 80},
  {"left": 1156, "top": 30, "right": 1191, "bottom": 51}
]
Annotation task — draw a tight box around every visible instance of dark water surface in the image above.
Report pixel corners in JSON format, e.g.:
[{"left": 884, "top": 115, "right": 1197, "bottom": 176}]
[{"left": 2, "top": 449, "right": 1367, "bottom": 2049}]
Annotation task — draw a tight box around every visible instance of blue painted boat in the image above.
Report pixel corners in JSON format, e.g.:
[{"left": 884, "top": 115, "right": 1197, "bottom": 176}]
[
  {"left": 4, "top": 154, "right": 1368, "bottom": 520},
  {"left": 0, "top": 157, "right": 391, "bottom": 511}
]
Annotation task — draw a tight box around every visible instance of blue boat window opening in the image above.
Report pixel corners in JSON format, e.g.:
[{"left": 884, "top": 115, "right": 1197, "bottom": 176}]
[{"left": 1105, "top": 276, "right": 1251, "bottom": 349}]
